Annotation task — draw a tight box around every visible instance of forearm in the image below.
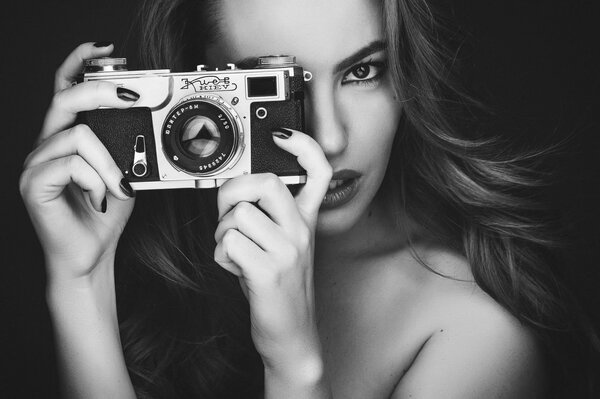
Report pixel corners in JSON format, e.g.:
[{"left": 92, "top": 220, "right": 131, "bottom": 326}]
[{"left": 46, "top": 257, "right": 135, "bottom": 399}]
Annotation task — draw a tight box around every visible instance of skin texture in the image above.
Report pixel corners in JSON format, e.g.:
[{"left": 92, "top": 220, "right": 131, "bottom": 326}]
[
  {"left": 20, "top": 0, "right": 546, "bottom": 398},
  {"left": 210, "top": 0, "right": 546, "bottom": 398},
  {"left": 20, "top": 43, "right": 137, "bottom": 399},
  {"left": 207, "top": 0, "right": 402, "bottom": 237}
]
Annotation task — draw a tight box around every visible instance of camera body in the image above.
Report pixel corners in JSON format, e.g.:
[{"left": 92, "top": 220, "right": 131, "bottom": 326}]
[{"left": 77, "top": 56, "right": 311, "bottom": 190}]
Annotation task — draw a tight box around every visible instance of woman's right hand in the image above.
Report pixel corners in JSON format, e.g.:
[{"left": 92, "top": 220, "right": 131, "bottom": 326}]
[{"left": 20, "top": 42, "right": 137, "bottom": 284}]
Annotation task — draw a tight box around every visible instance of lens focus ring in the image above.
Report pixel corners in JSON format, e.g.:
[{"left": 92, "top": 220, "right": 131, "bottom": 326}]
[{"left": 161, "top": 94, "right": 243, "bottom": 176}]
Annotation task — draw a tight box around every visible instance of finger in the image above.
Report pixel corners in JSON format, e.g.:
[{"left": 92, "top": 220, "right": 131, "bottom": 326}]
[
  {"left": 40, "top": 81, "right": 139, "bottom": 143},
  {"left": 214, "top": 201, "right": 287, "bottom": 251},
  {"left": 214, "top": 229, "right": 268, "bottom": 279},
  {"left": 54, "top": 42, "right": 114, "bottom": 92},
  {"left": 21, "top": 155, "right": 108, "bottom": 213},
  {"left": 271, "top": 128, "right": 332, "bottom": 220},
  {"left": 24, "top": 124, "right": 131, "bottom": 201},
  {"left": 217, "top": 173, "right": 302, "bottom": 228}
]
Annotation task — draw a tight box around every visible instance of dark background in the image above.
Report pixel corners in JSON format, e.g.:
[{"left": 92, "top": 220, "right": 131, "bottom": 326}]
[{"left": 2, "top": 0, "right": 599, "bottom": 397}]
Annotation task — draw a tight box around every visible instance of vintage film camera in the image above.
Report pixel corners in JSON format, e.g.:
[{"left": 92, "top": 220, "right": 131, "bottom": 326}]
[{"left": 77, "top": 56, "right": 312, "bottom": 190}]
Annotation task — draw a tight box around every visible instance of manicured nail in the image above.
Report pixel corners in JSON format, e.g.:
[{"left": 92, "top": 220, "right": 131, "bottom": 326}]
[
  {"left": 271, "top": 128, "right": 293, "bottom": 139},
  {"left": 119, "top": 178, "right": 136, "bottom": 198},
  {"left": 100, "top": 197, "right": 107, "bottom": 213},
  {"left": 117, "top": 87, "right": 140, "bottom": 102},
  {"left": 93, "top": 41, "right": 113, "bottom": 48}
]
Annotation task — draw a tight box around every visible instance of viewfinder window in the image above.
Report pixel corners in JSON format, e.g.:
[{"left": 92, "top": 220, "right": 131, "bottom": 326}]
[{"left": 247, "top": 76, "right": 277, "bottom": 97}]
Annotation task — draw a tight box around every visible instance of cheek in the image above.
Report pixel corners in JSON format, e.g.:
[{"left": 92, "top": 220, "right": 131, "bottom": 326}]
[{"left": 342, "top": 91, "right": 401, "bottom": 164}]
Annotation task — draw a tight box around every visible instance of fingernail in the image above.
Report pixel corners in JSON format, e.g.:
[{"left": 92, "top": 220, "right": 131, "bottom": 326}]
[
  {"left": 93, "top": 41, "right": 113, "bottom": 48},
  {"left": 117, "top": 87, "right": 140, "bottom": 102},
  {"left": 119, "top": 178, "right": 136, "bottom": 198},
  {"left": 101, "top": 197, "right": 107, "bottom": 213},
  {"left": 271, "top": 128, "right": 293, "bottom": 139}
]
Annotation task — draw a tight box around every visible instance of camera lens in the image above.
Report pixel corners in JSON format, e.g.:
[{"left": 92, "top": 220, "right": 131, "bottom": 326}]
[
  {"left": 162, "top": 95, "right": 242, "bottom": 175},
  {"left": 180, "top": 116, "right": 221, "bottom": 158}
]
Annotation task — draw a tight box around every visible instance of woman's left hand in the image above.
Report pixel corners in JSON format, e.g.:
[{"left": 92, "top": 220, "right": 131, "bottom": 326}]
[{"left": 214, "top": 128, "right": 332, "bottom": 386}]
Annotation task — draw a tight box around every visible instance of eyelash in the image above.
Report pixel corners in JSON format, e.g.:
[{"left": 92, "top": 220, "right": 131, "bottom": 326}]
[{"left": 342, "top": 59, "right": 387, "bottom": 87}]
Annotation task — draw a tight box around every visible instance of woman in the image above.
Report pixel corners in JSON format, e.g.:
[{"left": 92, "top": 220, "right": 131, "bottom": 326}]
[{"left": 19, "top": 0, "right": 598, "bottom": 398}]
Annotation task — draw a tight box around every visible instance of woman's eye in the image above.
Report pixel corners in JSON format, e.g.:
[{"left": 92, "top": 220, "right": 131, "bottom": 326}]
[
  {"left": 342, "top": 61, "right": 386, "bottom": 86},
  {"left": 352, "top": 65, "right": 371, "bottom": 79}
]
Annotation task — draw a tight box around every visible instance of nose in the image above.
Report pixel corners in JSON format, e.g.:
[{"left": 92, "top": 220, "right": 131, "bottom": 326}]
[{"left": 304, "top": 82, "right": 348, "bottom": 160}]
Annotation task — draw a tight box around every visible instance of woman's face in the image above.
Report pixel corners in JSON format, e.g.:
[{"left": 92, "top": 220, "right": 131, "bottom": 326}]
[{"left": 207, "top": 0, "right": 402, "bottom": 236}]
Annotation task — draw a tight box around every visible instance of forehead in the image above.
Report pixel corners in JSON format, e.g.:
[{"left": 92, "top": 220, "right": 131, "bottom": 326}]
[{"left": 208, "top": 0, "right": 383, "bottom": 68}]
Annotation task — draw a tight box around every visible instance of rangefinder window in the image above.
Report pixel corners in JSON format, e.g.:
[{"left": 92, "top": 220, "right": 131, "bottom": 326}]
[{"left": 247, "top": 76, "right": 278, "bottom": 97}]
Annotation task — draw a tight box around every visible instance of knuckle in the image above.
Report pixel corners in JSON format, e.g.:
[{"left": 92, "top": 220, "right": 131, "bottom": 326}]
[
  {"left": 89, "top": 173, "right": 106, "bottom": 192},
  {"left": 234, "top": 201, "right": 253, "bottom": 219},
  {"left": 64, "top": 154, "right": 84, "bottom": 170},
  {"left": 68, "top": 123, "right": 90, "bottom": 142},
  {"left": 18, "top": 169, "right": 33, "bottom": 199},
  {"left": 222, "top": 229, "right": 238, "bottom": 250},
  {"left": 217, "top": 181, "right": 232, "bottom": 204},
  {"left": 322, "top": 163, "right": 333, "bottom": 180},
  {"left": 260, "top": 173, "right": 283, "bottom": 193}
]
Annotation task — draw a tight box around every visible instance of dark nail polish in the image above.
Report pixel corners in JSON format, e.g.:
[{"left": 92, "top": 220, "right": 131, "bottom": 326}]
[
  {"left": 93, "top": 41, "right": 113, "bottom": 48},
  {"left": 271, "top": 128, "right": 293, "bottom": 139},
  {"left": 101, "top": 197, "right": 107, "bottom": 213},
  {"left": 117, "top": 87, "right": 140, "bottom": 102},
  {"left": 119, "top": 178, "right": 136, "bottom": 198}
]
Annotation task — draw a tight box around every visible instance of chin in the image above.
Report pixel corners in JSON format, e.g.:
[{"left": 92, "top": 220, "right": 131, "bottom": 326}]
[{"left": 315, "top": 200, "right": 365, "bottom": 237}]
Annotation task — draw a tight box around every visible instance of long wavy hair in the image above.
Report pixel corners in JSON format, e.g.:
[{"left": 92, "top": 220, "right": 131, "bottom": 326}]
[{"left": 115, "top": 0, "right": 599, "bottom": 398}]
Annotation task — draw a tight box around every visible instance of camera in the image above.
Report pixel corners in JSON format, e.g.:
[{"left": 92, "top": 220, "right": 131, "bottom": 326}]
[{"left": 77, "top": 55, "right": 312, "bottom": 190}]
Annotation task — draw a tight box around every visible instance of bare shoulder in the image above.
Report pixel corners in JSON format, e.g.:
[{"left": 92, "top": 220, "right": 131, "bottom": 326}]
[{"left": 389, "top": 245, "right": 547, "bottom": 399}]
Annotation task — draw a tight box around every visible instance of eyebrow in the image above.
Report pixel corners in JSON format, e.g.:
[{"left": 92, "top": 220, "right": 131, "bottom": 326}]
[
  {"left": 233, "top": 39, "right": 387, "bottom": 72},
  {"left": 333, "top": 39, "right": 387, "bottom": 73}
]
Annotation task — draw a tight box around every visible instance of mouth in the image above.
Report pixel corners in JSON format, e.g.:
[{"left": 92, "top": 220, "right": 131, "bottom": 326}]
[{"left": 321, "top": 169, "right": 361, "bottom": 210}]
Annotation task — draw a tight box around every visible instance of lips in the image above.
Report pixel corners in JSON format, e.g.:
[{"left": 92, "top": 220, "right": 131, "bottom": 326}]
[{"left": 321, "top": 169, "right": 361, "bottom": 210}]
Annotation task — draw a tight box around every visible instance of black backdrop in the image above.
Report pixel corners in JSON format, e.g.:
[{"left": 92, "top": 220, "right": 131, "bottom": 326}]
[{"left": 2, "top": 1, "right": 599, "bottom": 397}]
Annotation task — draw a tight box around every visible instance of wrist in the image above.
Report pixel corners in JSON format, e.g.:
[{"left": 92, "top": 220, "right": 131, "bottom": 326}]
[
  {"left": 264, "top": 354, "right": 331, "bottom": 399},
  {"left": 46, "top": 252, "right": 118, "bottom": 320},
  {"left": 265, "top": 353, "right": 325, "bottom": 386},
  {"left": 44, "top": 242, "right": 118, "bottom": 284}
]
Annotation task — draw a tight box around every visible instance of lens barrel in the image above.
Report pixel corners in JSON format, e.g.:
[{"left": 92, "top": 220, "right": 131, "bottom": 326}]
[{"left": 161, "top": 95, "right": 242, "bottom": 175}]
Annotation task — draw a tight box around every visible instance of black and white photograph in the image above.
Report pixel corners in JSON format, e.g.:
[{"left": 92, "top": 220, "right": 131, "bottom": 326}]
[{"left": 2, "top": 0, "right": 600, "bottom": 398}]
